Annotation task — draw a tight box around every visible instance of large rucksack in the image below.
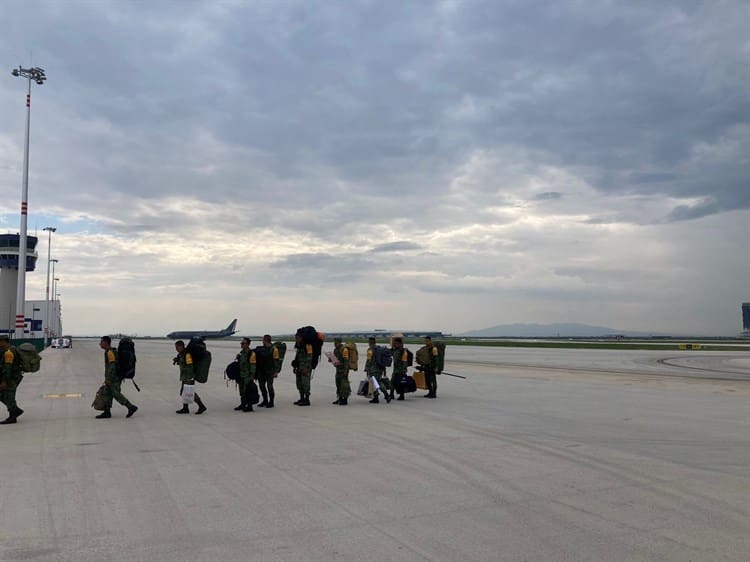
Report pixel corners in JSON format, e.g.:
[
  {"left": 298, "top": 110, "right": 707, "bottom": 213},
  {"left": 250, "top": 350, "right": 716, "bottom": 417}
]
[
  {"left": 374, "top": 345, "right": 392, "bottom": 369},
  {"left": 273, "top": 341, "right": 287, "bottom": 368},
  {"left": 193, "top": 350, "right": 211, "bottom": 383},
  {"left": 435, "top": 341, "right": 446, "bottom": 372},
  {"left": 186, "top": 337, "right": 206, "bottom": 362},
  {"left": 297, "top": 326, "right": 324, "bottom": 369},
  {"left": 344, "top": 342, "right": 358, "bottom": 371},
  {"left": 415, "top": 346, "right": 430, "bottom": 367},
  {"left": 117, "top": 338, "right": 136, "bottom": 379},
  {"left": 16, "top": 343, "right": 41, "bottom": 373}
]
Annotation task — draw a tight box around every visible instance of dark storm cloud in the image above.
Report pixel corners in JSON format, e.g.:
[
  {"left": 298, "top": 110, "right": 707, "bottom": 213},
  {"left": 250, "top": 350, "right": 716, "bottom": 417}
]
[
  {"left": 4, "top": 0, "right": 748, "bottom": 223},
  {"left": 534, "top": 192, "right": 562, "bottom": 201},
  {"left": 369, "top": 241, "right": 423, "bottom": 253}
]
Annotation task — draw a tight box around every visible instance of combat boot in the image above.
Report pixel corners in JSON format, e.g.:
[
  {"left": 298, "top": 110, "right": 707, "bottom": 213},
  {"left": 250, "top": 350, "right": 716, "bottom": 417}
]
[
  {"left": 0, "top": 412, "right": 18, "bottom": 424},
  {"left": 195, "top": 397, "right": 206, "bottom": 415},
  {"left": 96, "top": 408, "right": 112, "bottom": 419},
  {"left": 176, "top": 405, "right": 190, "bottom": 414},
  {"left": 389, "top": 390, "right": 395, "bottom": 400},
  {"left": 126, "top": 405, "right": 138, "bottom": 418},
  {"left": 369, "top": 392, "right": 380, "bottom": 404},
  {"left": 338, "top": 398, "right": 348, "bottom": 406},
  {"left": 11, "top": 407, "right": 24, "bottom": 418},
  {"left": 397, "top": 394, "right": 405, "bottom": 401},
  {"left": 243, "top": 403, "right": 254, "bottom": 412},
  {"left": 333, "top": 397, "right": 341, "bottom": 405},
  {"left": 384, "top": 391, "right": 392, "bottom": 404},
  {"left": 265, "top": 400, "right": 274, "bottom": 409},
  {"left": 258, "top": 400, "right": 268, "bottom": 408},
  {"left": 294, "top": 394, "right": 304, "bottom": 405},
  {"left": 300, "top": 394, "right": 310, "bottom": 406}
]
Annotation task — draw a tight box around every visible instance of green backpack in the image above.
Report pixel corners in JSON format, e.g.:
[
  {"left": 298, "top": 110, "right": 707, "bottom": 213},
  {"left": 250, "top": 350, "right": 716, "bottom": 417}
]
[
  {"left": 17, "top": 343, "right": 42, "bottom": 373},
  {"left": 273, "top": 341, "right": 287, "bottom": 367},
  {"left": 434, "top": 342, "right": 446, "bottom": 372}
]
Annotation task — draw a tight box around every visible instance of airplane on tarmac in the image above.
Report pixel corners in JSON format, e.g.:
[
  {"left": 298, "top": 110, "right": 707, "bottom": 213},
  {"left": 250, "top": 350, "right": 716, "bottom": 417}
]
[{"left": 166, "top": 319, "right": 238, "bottom": 340}]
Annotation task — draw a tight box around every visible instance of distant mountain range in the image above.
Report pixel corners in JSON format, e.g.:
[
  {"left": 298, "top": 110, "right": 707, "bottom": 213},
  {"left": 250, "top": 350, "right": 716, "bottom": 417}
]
[{"left": 458, "top": 323, "right": 670, "bottom": 338}]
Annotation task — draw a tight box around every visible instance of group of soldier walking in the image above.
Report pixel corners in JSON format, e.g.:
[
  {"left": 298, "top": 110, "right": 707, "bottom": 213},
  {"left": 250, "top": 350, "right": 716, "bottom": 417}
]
[
  {"left": 331, "top": 335, "right": 441, "bottom": 406},
  {"left": 0, "top": 331, "right": 443, "bottom": 423}
]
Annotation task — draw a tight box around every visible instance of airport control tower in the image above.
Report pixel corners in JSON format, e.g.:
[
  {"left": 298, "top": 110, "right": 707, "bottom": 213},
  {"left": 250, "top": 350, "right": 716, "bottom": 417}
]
[{"left": 0, "top": 234, "right": 38, "bottom": 335}]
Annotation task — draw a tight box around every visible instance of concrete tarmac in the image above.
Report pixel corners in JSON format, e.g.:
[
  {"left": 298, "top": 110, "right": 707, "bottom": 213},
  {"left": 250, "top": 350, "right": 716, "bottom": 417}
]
[{"left": 0, "top": 339, "right": 748, "bottom": 561}]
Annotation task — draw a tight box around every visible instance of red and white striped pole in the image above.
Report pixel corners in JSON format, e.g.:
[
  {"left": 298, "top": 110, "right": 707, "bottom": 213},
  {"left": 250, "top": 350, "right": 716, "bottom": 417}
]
[
  {"left": 11, "top": 66, "right": 46, "bottom": 340},
  {"left": 14, "top": 82, "right": 32, "bottom": 339}
]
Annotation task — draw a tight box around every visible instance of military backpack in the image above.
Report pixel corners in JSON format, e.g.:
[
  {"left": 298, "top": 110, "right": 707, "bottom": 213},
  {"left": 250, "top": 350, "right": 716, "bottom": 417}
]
[
  {"left": 117, "top": 338, "right": 136, "bottom": 379},
  {"left": 17, "top": 343, "right": 42, "bottom": 373},
  {"left": 344, "top": 342, "right": 359, "bottom": 371}
]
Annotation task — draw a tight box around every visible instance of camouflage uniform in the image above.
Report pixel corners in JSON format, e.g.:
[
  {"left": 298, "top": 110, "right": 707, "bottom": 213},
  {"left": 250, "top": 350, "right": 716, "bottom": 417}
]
[
  {"left": 102, "top": 348, "right": 134, "bottom": 409},
  {"left": 293, "top": 343, "right": 313, "bottom": 405},
  {"left": 423, "top": 344, "right": 440, "bottom": 398},
  {"left": 0, "top": 345, "right": 23, "bottom": 422},
  {"left": 365, "top": 343, "right": 392, "bottom": 403},
  {"left": 255, "top": 342, "right": 278, "bottom": 407},
  {"left": 333, "top": 341, "right": 351, "bottom": 403},
  {"left": 391, "top": 346, "right": 409, "bottom": 400},
  {"left": 176, "top": 350, "right": 206, "bottom": 414},
  {"left": 237, "top": 348, "right": 256, "bottom": 410}
]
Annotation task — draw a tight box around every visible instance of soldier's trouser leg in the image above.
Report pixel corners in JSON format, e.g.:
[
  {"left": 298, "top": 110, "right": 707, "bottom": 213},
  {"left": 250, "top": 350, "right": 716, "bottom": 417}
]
[
  {"left": 391, "top": 372, "right": 405, "bottom": 397},
  {"left": 299, "top": 373, "right": 311, "bottom": 396},
  {"left": 267, "top": 377, "right": 275, "bottom": 402},
  {"left": 425, "top": 369, "right": 437, "bottom": 396},
  {"left": 378, "top": 373, "right": 392, "bottom": 394},
  {"left": 0, "top": 376, "right": 20, "bottom": 413},
  {"left": 194, "top": 392, "right": 204, "bottom": 408},
  {"left": 105, "top": 379, "right": 133, "bottom": 408},
  {"left": 258, "top": 376, "right": 269, "bottom": 404},
  {"left": 335, "top": 375, "right": 351, "bottom": 399},
  {"left": 239, "top": 378, "right": 249, "bottom": 405}
]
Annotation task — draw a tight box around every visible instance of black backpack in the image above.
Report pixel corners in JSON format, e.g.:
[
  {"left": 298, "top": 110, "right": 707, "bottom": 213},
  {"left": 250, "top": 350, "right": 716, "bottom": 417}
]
[
  {"left": 297, "top": 325, "right": 324, "bottom": 370},
  {"left": 254, "top": 345, "right": 273, "bottom": 374},
  {"left": 186, "top": 337, "right": 206, "bottom": 362},
  {"left": 224, "top": 361, "right": 240, "bottom": 382},
  {"left": 117, "top": 338, "right": 136, "bottom": 379},
  {"left": 374, "top": 345, "right": 393, "bottom": 369},
  {"left": 405, "top": 348, "right": 414, "bottom": 367}
]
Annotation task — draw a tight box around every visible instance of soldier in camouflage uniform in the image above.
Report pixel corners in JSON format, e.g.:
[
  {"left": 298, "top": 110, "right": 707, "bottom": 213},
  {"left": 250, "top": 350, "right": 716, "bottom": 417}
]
[
  {"left": 292, "top": 332, "right": 313, "bottom": 406},
  {"left": 390, "top": 336, "right": 409, "bottom": 401},
  {"left": 255, "top": 335, "right": 278, "bottom": 408},
  {"left": 332, "top": 337, "right": 351, "bottom": 405},
  {"left": 235, "top": 338, "right": 256, "bottom": 412},
  {"left": 96, "top": 336, "right": 138, "bottom": 419},
  {"left": 174, "top": 340, "right": 207, "bottom": 415},
  {"left": 422, "top": 336, "right": 440, "bottom": 398},
  {"left": 0, "top": 336, "right": 24, "bottom": 424},
  {"left": 365, "top": 337, "right": 391, "bottom": 404}
]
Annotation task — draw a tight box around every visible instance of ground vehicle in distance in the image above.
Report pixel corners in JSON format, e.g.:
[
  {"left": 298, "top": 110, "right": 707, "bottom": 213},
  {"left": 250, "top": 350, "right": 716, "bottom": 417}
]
[{"left": 51, "top": 337, "right": 71, "bottom": 349}]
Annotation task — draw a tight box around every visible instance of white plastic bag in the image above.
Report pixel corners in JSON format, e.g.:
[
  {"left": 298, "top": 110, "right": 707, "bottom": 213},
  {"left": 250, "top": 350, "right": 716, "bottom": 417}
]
[{"left": 181, "top": 383, "right": 195, "bottom": 404}]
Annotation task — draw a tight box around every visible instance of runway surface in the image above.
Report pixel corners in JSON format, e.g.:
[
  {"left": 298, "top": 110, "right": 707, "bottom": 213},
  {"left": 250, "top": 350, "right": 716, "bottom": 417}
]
[{"left": 1, "top": 339, "right": 748, "bottom": 561}]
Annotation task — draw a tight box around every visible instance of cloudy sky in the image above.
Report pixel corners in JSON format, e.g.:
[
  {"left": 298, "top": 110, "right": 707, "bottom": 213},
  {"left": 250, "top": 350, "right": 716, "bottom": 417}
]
[{"left": 1, "top": 0, "right": 748, "bottom": 337}]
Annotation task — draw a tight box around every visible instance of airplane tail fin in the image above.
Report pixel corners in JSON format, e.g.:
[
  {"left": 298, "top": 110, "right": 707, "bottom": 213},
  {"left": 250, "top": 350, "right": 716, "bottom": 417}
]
[{"left": 225, "top": 319, "right": 238, "bottom": 334}]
